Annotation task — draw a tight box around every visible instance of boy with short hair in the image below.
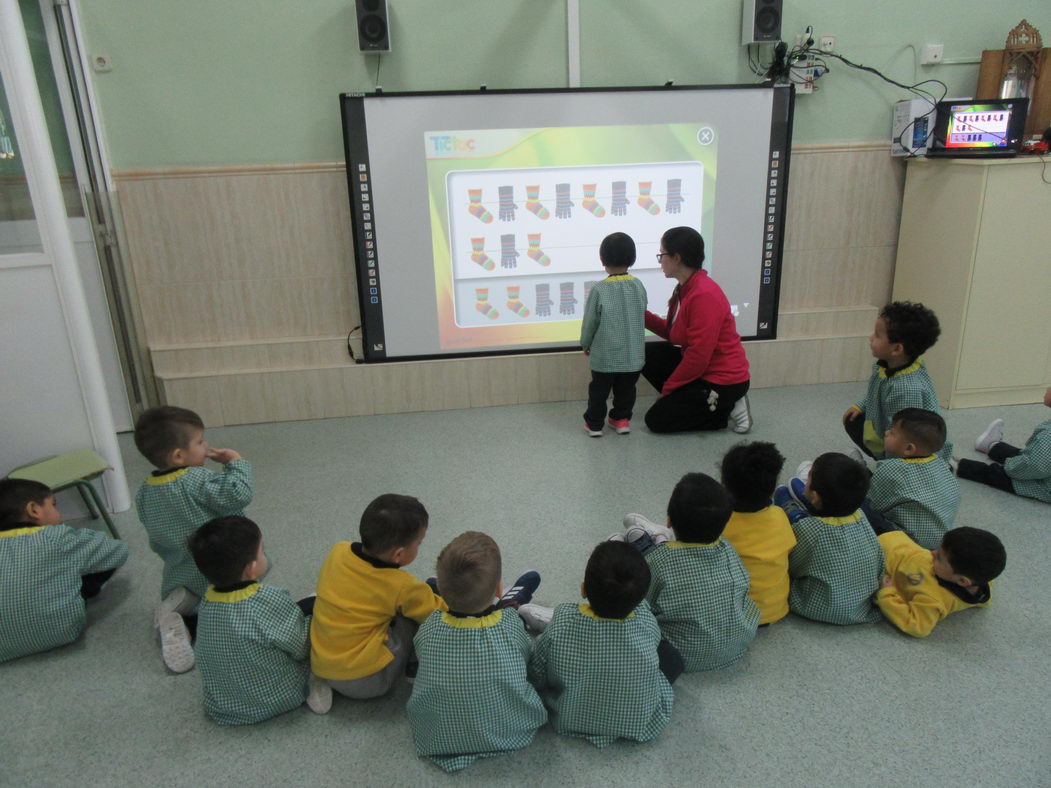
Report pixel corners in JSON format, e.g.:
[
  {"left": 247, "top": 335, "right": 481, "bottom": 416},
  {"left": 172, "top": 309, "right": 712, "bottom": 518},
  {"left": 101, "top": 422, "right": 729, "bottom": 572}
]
[
  {"left": 310, "top": 493, "right": 446, "bottom": 699},
  {"left": 864, "top": 408, "right": 960, "bottom": 549},
  {"left": 957, "top": 385, "right": 1051, "bottom": 504},
  {"left": 843, "top": 301, "right": 954, "bottom": 461},
  {"left": 408, "top": 531, "right": 547, "bottom": 773},
  {"left": 527, "top": 540, "right": 677, "bottom": 748},
  {"left": 615, "top": 473, "right": 760, "bottom": 671},
  {"left": 580, "top": 231, "right": 648, "bottom": 436},
  {"left": 876, "top": 527, "right": 1005, "bottom": 637},
  {"left": 133, "top": 405, "right": 254, "bottom": 673},
  {"left": 189, "top": 515, "right": 330, "bottom": 724},
  {"left": 0, "top": 479, "right": 128, "bottom": 662},
  {"left": 719, "top": 442, "right": 797, "bottom": 625}
]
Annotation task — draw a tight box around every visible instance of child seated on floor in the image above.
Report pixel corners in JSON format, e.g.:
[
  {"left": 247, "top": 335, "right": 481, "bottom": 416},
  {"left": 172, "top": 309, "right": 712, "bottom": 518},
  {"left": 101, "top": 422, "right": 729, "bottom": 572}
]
[
  {"left": 133, "top": 405, "right": 254, "bottom": 673},
  {"left": 613, "top": 472, "right": 760, "bottom": 671},
  {"left": 188, "top": 515, "right": 330, "bottom": 724},
  {"left": 863, "top": 408, "right": 960, "bottom": 549},
  {"left": 843, "top": 301, "right": 953, "bottom": 462},
  {"left": 0, "top": 479, "right": 128, "bottom": 663},
  {"left": 774, "top": 453, "right": 883, "bottom": 625},
  {"left": 876, "top": 527, "right": 1005, "bottom": 638},
  {"left": 526, "top": 541, "right": 679, "bottom": 748},
  {"left": 407, "top": 531, "right": 547, "bottom": 773},
  {"left": 957, "top": 386, "right": 1051, "bottom": 504},
  {"left": 310, "top": 493, "right": 445, "bottom": 699},
  {"left": 719, "top": 442, "right": 796, "bottom": 625}
]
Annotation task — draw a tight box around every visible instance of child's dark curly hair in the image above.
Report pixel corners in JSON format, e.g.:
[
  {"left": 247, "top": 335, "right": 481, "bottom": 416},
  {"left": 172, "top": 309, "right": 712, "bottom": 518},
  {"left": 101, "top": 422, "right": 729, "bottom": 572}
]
[
  {"left": 720, "top": 441, "right": 785, "bottom": 513},
  {"left": 880, "top": 301, "right": 941, "bottom": 359}
]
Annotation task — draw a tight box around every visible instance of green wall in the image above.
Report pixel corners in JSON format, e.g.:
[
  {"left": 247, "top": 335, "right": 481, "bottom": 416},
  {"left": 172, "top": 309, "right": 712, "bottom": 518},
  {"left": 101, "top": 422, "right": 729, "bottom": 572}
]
[{"left": 77, "top": 0, "right": 1051, "bottom": 169}]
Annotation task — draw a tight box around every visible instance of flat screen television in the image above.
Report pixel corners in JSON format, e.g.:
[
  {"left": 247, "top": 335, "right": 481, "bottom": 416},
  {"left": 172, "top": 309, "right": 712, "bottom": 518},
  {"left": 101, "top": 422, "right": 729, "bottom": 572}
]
[{"left": 927, "top": 98, "right": 1029, "bottom": 158}]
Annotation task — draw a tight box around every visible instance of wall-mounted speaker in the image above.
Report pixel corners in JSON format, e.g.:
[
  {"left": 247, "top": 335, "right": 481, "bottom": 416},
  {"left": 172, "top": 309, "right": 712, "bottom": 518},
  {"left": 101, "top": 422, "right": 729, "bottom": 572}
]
[
  {"left": 356, "top": 0, "right": 391, "bottom": 53},
  {"left": 741, "top": 0, "right": 781, "bottom": 46}
]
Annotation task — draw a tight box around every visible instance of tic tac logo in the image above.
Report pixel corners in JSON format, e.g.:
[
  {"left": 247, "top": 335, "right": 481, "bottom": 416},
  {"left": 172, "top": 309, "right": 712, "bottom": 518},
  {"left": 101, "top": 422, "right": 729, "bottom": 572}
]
[{"left": 428, "top": 135, "right": 476, "bottom": 154}]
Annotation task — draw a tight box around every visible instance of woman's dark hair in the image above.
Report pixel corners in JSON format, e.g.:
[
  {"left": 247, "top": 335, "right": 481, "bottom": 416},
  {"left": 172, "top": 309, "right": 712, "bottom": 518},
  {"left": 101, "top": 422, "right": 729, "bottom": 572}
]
[{"left": 661, "top": 226, "right": 705, "bottom": 270}]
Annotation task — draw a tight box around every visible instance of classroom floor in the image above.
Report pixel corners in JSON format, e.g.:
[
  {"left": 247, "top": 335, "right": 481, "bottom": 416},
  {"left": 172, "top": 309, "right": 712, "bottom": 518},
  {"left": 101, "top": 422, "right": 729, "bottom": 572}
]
[{"left": 4, "top": 381, "right": 1049, "bottom": 786}]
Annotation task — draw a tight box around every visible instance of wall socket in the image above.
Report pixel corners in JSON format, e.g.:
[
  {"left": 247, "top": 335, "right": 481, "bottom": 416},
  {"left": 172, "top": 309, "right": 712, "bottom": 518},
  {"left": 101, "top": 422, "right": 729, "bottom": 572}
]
[
  {"left": 921, "top": 44, "right": 944, "bottom": 64},
  {"left": 820, "top": 35, "right": 835, "bottom": 51}
]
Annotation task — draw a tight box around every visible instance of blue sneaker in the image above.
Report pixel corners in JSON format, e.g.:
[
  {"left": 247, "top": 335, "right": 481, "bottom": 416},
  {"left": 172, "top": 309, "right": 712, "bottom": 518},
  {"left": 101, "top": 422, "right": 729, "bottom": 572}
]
[
  {"left": 788, "top": 477, "right": 810, "bottom": 508},
  {"left": 497, "top": 571, "right": 541, "bottom": 609},
  {"left": 774, "top": 485, "right": 809, "bottom": 524}
]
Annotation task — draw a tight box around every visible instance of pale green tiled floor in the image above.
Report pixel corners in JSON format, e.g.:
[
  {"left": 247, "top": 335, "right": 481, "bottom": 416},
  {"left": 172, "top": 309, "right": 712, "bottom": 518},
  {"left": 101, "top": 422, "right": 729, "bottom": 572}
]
[{"left": 4, "top": 382, "right": 1049, "bottom": 786}]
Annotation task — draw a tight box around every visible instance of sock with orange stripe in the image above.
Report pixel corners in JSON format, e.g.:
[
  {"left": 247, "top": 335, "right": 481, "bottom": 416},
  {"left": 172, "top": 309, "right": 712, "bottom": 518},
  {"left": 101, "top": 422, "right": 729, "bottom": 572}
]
[
  {"left": 506, "top": 285, "right": 530, "bottom": 317},
  {"left": 468, "top": 188, "right": 493, "bottom": 223},
  {"left": 637, "top": 181, "right": 661, "bottom": 215},
  {"left": 470, "top": 237, "right": 495, "bottom": 271},
  {"left": 475, "top": 288, "right": 499, "bottom": 319}
]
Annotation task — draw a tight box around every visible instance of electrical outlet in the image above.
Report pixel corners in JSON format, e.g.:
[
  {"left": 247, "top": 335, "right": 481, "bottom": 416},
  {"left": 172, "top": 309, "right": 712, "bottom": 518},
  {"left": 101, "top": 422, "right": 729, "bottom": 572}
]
[
  {"left": 90, "top": 54, "right": 112, "bottom": 72},
  {"left": 820, "top": 35, "right": 835, "bottom": 51},
  {"left": 921, "top": 44, "right": 944, "bottom": 64}
]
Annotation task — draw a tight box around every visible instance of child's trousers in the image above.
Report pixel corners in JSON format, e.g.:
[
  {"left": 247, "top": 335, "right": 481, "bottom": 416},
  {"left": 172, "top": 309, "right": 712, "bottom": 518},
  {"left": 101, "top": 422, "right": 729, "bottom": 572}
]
[
  {"left": 324, "top": 615, "right": 417, "bottom": 699},
  {"left": 584, "top": 370, "right": 640, "bottom": 429},
  {"left": 956, "top": 441, "right": 1022, "bottom": 494}
]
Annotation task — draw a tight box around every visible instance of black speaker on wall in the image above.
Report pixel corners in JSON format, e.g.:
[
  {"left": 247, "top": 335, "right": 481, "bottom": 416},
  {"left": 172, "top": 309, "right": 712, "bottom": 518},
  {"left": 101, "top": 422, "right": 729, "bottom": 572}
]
[
  {"left": 741, "top": 0, "right": 781, "bottom": 45},
  {"left": 356, "top": 0, "right": 391, "bottom": 52}
]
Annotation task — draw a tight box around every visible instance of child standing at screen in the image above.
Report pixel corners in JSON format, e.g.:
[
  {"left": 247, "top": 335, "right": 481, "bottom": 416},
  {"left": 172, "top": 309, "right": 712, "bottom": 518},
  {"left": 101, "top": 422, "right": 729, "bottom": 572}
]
[{"left": 580, "top": 232, "right": 648, "bottom": 436}]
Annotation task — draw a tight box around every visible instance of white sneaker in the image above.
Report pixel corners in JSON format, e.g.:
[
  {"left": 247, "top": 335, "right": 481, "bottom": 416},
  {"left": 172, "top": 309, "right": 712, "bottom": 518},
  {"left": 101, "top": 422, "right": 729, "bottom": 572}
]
[
  {"left": 306, "top": 674, "right": 333, "bottom": 714},
  {"left": 622, "top": 513, "right": 673, "bottom": 545},
  {"left": 606, "top": 532, "right": 626, "bottom": 542},
  {"left": 975, "top": 419, "right": 1004, "bottom": 454},
  {"left": 729, "top": 395, "right": 752, "bottom": 433},
  {"left": 158, "top": 612, "right": 195, "bottom": 673},
  {"left": 847, "top": 446, "right": 867, "bottom": 466},
  {"left": 517, "top": 603, "right": 554, "bottom": 633},
  {"left": 795, "top": 460, "right": 814, "bottom": 481},
  {"left": 154, "top": 587, "right": 192, "bottom": 628}
]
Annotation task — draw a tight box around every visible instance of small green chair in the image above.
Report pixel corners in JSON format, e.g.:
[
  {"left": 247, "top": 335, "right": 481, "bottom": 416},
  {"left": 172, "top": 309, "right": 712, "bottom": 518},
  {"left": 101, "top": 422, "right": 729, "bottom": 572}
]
[{"left": 7, "top": 449, "right": 120, "bottom": 538}]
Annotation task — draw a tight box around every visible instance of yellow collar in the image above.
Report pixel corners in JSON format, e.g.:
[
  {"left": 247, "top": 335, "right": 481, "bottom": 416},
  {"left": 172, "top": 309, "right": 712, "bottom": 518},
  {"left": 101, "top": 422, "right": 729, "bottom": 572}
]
[
  {"left": 147, "top": 467, "right": 191, "bottom": 485},
  {"left": 441, "top": 609, "right": 503, "bottom": 629},
  {"left": 877, "top": 357, "right": 923, "bottom": 379},
  {"left": 605, "top": 274, "right": 635, "bottom": 282},
  {"left": 665, "top": 537, "right": 721, "bottom": 548},
  {"left": 902, "top": 454, "right": 938, "bottom": 464},
  {"left": 578, "top": 603, "right": 635, "bottom": 621},
  {"left": 816, "top": 512, "right": 863, "bottom": 526},
  {"left": 205, "top": 583, "right": 262, "bottom": 603},
  {"left": 0, "top": 525, "right": 45, "bottom": 539}
]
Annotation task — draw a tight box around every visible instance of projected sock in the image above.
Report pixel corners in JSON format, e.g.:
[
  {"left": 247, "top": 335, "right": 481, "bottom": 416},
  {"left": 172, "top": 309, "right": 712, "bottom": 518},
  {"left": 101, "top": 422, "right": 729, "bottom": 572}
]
[
  {"left": 665, "top": 178, "right": 683, "bottom": 214},
  {"left": 637, "top": 181, "right": 661, "bottom": 215},
  {"left": 524, "top": 185, "right": 549, "bottom": 219},
  {"left": 559, "top": 282, "right": 577, "bottom": 315},
  {"left": 498, "top": 185, "right": 517, "bottom": 221},
  {"left": 500, "top": 234, "right": 519, "bottom": 269},
  {"left": 527, "top": 233, "right": 551, "bottom": 267},
  {"left": 584, "top": 280, "right": 598, "bottom": 302},
  {"left": 535, "top": 283, "right": 553, "bottom": 317},
  {"left": 506, "top": 285, "right": 530, "bottom": 317},
  {"left": 611, "top": 180, "right": 628, "bottom": 216},
  {"left": 468, "top": 188, "right": 493, "bottom": 224},
  {"left": 475, "top": 288, "right": 499, "bottom": 320},
  {"left": 555, "top": 183, "right": 573, "bottom": 219},
  {"left": 470, "top": 237, "right": 495, "bottom": 271},
  {"left": 581, "top": 184, "right": 606, "bottom": 218}
]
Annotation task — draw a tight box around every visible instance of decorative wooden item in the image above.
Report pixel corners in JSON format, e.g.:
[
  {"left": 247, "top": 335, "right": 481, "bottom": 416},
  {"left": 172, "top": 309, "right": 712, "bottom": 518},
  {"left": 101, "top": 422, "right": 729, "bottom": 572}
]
[{"left": 977, "top": 20, "right": 1051, "bottom": 139}]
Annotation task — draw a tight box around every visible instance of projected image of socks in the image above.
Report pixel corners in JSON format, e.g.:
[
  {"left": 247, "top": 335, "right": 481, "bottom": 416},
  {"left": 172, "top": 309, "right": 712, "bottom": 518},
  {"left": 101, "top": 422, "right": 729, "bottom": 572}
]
[
  {"left": 475, "top": 288, "right": 499, "bottom": 320},
  {"left": 506, "top": 285, "right": 530, "bottom": 317},
  {"left": 527, "top": 233, "right": 551, "bottom": 267},
  {"left": 611, "top": 181, "right": 628, "bottom": 216},
  {"left": 637, "top": 181, "right": 661, "bottom": 215},
  {"left": 584, "top": 280, "right": 598, "bottom": 301},
  {"left": 500, "top": 234, "right": 519, "bottom": 269},
  {"left": 555, "top": 183, "right": 573, "bottom": 219},
  {"left": 468, "top": 188, "right": 493, "bottom": 224},
  {"left": 498, "top": 185, "right": 517, "bottom": 221},
  {"left": 665, "top": 178, "right": 683, "bottom": 214},
  {"left": 470, "top": 237, "right": 495, "bottom": 271},
  {"left": 559, "top": 282, "right": 577, "bottom": 315},
  {"left": 581, "top": 184, "right": 606, "bottom": 218},
  {"left": 535, "top": 283, "right": 553, "bottom": 317},
  {"left": 524, "top": 185, "right": 549, "bottom": 219}
]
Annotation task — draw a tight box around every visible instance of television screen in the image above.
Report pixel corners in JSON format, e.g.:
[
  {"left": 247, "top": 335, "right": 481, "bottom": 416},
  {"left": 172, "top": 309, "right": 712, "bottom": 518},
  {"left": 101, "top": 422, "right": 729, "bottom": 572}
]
[{"left": 928, "top": 98, "right": 1029, "bottom": 157}]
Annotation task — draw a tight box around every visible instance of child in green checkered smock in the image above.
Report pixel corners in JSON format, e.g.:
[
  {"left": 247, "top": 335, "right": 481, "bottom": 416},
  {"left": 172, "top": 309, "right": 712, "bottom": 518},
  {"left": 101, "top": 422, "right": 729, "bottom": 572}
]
[
  {"left": 527, "top": 542, "right": 674, "bottom": 748},
  {"left": 0, "top": 479, "right": 128, "bottom": 663},
  {"left": 866, "top": 409, "right": 960, "bottom": 549},
  {"left": 777, "top": 453, "right": 883, "bottom": 625},
  {"left": 407, "top": 532, "right": 547, "bottom": 772},
  {"left": 844, "top": 303, "right": 953, "bottom": 461},
  {"left": 189, "top": 516, "right": 328, "bottom": 724}
]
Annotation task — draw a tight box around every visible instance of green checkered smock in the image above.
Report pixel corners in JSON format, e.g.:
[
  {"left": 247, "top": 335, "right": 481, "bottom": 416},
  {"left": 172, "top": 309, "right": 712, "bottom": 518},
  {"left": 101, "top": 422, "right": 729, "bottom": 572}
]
[
  {"left": 643, "top": 539, "right": 759, "bottom": 672},
  {"left": 788, "top": 511, "right": 883, "bottom": 624},
  {"left": 1004, "top": 418, "right": 1051, "bottom": 503},
  {"left": 580, "top": 274, "right": 647, "bottom": 373},
  {"left": 527, "top": 601, "right": 672, "bottom": 748},
  {"left": 134, "top": 460, "right": 254, "bottom": 598},
  {"left": 194, "top": 583, "right": 310, "bottom": 726},
  {"left": 0, "top": 524, "right": 128, "bottom": 662},
  {"left": 408, "top": 608, "right": 547, "bottom": 773},
  {"left": 868, "top": 455, "right": 960, "bottom": 549},
  {"left": 854, "top": 359, "right": 954, "bottom": 461}
]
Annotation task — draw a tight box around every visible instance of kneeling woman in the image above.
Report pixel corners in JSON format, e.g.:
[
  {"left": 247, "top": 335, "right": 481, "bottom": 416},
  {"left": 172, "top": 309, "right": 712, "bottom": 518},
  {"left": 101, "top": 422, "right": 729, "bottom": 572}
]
[{"left": 643, "top": 226, "right": 750, "bottom": 433}]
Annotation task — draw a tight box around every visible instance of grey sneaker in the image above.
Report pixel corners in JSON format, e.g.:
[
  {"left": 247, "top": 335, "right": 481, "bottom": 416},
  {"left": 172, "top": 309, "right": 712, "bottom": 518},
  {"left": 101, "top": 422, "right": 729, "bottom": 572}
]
[
  {"left": 307, "top": 675, "right": 333, "bottom": 714},
  {"left": 848, "top": 446, "right": 867, "bottom": 466},
  {"left": 517, "top": 603, "right": 554, "bottom": 633},
  {"left": 158, "top": 612, "right": 195, "bottom": 673},
  {"left": 729, "top": 395, "right": 752, "bottom": 433},
  {"left": 622, "top": 513, "right": 673, "bottom": 545},
  {"left": 975, "top": 419, "right": 1004, "bottom": 454}
]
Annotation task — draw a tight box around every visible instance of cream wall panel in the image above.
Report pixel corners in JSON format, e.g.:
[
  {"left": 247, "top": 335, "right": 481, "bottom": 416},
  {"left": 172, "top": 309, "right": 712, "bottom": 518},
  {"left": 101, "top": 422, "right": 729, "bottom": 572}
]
[
  {"left": 465, "top": 356, "right": 523, "bottom": 408},
  {"left": 776, "top": 306, "right": 877, "bottom": 339},
  {"left": 745, "top": 336, "right": 872, "bottom": 388},
  {"left": 266, "top": 338, "right": 349, "bottom": 369},
  {"left": 158, "top": 376, "right": 226, "bottom": 428},
  {"left": 151, "top": 344, "right": 270, "bottom": 376},
  {"left": 265, "top": 369, "right": 348, "bottom": 422},
  {"left": 340, "top": 366, "right": 377, "bottom": 417},
  {"left": 216, "top": 372, "right": 274, "bottom": 425},
  {"left": 779, "top": 246, "right": 896, "bottom": 311}
]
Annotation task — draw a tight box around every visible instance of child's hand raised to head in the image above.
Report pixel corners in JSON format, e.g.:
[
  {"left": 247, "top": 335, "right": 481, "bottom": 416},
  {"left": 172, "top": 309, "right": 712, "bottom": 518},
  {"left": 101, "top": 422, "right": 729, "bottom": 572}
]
[
  {"left": 843, "top": 406, "right": 862, "bottom": 425},
  {"left": 206, "top": 448, "right": 242, "bottom": 464}
]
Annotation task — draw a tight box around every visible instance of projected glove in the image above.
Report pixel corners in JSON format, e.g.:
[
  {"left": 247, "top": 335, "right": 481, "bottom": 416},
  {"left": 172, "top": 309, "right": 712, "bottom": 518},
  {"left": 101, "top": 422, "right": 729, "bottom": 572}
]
[
  {"left": 555, "top": 183, "right": 573, "bottom": 219},
  {"left": 535, "top": 283, "right": 554, "bottom": 317},
  {"left": 498, "top": 185, "right": 517, "bottom": 221},
  {"left": 584, "top": 280, "right": 598, "bottom": 301},
  {"left": 500, "top": 233, "right": 519, "bottom": 269},
  {"left": 611, "top": 181, "right": 628, "bottom": 216},
  {"left": 559, "top": 281, "right": 577, "bottom": 315},
  {"left": 665, "top": 178, "right": 683, "bottom": 214}
]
